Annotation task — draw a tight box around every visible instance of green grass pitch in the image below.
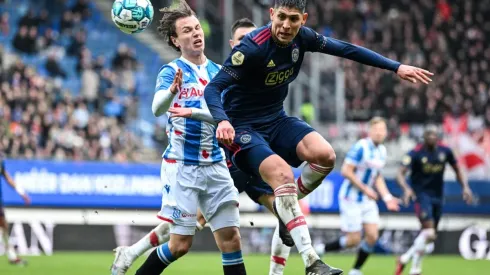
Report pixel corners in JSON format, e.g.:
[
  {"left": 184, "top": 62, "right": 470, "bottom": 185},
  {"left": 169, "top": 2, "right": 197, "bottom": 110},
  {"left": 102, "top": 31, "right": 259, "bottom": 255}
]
[{"left": 1, "top": 253, "right": 488, "bottom": 275}]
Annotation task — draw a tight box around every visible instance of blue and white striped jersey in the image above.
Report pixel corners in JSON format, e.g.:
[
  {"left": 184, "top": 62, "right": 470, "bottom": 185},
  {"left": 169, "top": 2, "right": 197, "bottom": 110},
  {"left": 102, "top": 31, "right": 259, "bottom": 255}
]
[
  {"left": 339, "top": 138, "right": 387, "bottom": 202},
  {"left": 155, "top": 57, "right": 225, "bottom": 165}
]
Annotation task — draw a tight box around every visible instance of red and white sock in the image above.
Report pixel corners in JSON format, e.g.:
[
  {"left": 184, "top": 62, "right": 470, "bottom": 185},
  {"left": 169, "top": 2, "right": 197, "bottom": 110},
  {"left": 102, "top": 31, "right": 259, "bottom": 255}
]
[
  {"left": 274, "top": 184, "right": 320, "bottom": 267},
  {"left": 269, "top": 223, "right": 291, "bottom": 275},
  {"left": 128, "top": 222, "right": 170, "bottom": 261},
  {"left": 296, "top": 163, "right": 333, "bottom": 199}
]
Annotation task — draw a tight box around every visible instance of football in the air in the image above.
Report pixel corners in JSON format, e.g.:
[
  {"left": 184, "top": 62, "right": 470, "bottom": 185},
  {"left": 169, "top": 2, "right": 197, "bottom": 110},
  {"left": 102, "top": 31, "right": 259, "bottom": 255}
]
[{"left": 111, "top": 0, "right": 154, "bottom": 34}]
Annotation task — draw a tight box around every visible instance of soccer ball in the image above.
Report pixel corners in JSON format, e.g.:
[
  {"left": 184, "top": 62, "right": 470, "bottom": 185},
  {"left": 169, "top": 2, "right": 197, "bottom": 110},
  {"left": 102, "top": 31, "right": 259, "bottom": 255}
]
[{"left": 112, "top": 0, "right": 154, "bottom": 34}]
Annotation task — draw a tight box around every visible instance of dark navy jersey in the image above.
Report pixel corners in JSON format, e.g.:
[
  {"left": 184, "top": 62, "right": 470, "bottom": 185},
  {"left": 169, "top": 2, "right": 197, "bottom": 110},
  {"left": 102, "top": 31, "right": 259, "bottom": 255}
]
[
  {"left": 402, "top": 144, "right": 457, "bottom": 201},
  {"left": 205, "top": 24, "right": 401, "bottom": 126}
]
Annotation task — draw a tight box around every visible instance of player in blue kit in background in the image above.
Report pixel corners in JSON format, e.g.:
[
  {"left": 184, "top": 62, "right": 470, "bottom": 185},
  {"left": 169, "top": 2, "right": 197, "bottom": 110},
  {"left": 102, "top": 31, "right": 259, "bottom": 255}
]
[
  {"left": 0, "top": 153, "right": 30, "bottom": 266},
  {"left": 204, "top": 0, "right": 433, "bottom": 274},
  {"left": 394, "top": 126, "right": 474, "bottom": 275}
]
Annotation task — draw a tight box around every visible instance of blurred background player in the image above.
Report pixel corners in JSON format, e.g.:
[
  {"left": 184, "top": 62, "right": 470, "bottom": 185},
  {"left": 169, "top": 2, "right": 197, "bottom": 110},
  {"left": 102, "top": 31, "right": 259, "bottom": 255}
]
[
  {"left": 112, "top": 2, "right": 246, "bottom": 275},
  {"left": 0, "top": 153, "right": 30, "bottom": 266},
  {"left": 204, "top": 0, "right": 433, "bottom": 274},
  {"left": 394, "top": 126, "right": 474, "bottom": 275},
  {"left": 316, "top": 117, "right": 400, "bottom": 275}
]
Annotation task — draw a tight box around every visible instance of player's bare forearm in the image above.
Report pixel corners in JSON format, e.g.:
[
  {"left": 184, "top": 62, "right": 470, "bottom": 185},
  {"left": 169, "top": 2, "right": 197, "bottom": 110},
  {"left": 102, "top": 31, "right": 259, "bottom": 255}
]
[
  {"left": 340, "top": 163, "right": 367, "bottom": 192},
  {"left": 204, "top": 69, "right": 233, "bottom": 123},
  {"left": 452, "top": 164, "right": 469, "bottom": 189},
  {"left": 374, "top": 174, "right": 390, "bottom": 198},
  {"left": 396, "top": 167, "right": 411, "bottom": 192}
]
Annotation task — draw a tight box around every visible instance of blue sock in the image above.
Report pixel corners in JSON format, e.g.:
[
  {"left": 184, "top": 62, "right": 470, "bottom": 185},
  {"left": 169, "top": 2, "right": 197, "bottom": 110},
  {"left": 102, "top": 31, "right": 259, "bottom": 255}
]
[
  {"left": 222, "top": 251, "right": 246, "bottom": 275},
  {"left": 135, "top": 243, "right": 176, "bottom": 275},
  {"left": 157, "top": 242, "right": 176, "bottom": 266}
]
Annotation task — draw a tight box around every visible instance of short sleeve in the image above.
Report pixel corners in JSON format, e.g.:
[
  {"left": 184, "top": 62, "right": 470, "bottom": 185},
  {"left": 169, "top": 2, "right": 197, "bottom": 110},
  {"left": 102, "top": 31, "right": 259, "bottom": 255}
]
[
  {"left": 344, "top": 141, "right": 364, "bottom": 166},
  {"left": 155, "top": 65, "right": 176, "bottom": 92},
  {"left": 402, "top": 150, "right": 415, "bottom": 167},
  {"left": 446, "top": 147, "right": 457, "bottom": 166}
]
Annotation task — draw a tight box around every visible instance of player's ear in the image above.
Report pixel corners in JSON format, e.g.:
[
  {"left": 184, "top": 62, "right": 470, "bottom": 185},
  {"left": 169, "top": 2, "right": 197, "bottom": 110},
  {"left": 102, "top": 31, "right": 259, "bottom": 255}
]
[
  {"left": 302, "top": 12, "right": 308, "bottom": 26},
  {"left": 269, "top": 7, "right": 275, "bottom": 20},
  {"left": 229, "top": 39, "right": 234, "bottom": 49},
  {"left": 171, "top": 36, "right": 180, "bottom": 49}
]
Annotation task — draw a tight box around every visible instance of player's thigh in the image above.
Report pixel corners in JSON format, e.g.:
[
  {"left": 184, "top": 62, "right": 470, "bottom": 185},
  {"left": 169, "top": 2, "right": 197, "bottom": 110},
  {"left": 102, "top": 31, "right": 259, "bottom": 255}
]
[
  {"left": 158, "top": 161, "right": 201, "bottom": 236},
  {"left": 269, "top": 116, "right": 317, "bottom": 167},
  {"left": 200, "top": 161, "right": 240, "bottom": 232},
  {"left": 432, "top": 203, "right": 443, "bottom": 230},
  {"left": 339, "top": 199, "right": 363, "bottom": 233},
  {"left": 414, "top": 195, "right": 436, "bottom": 229},
  {"left": 228, "top": 129, "right": 274, "bottom": 177},
  {"left": 362, "top": 200, "right": 380, "bottom": 231},
  {"left": 295, "top": 131, "right": 336, "bottom": 166}
]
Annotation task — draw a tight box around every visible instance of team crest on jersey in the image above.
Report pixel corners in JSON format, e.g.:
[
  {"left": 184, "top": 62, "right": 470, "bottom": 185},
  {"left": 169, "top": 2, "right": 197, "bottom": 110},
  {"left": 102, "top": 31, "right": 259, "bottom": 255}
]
[
  {"left": 439, "top": 153, "right": 446, "bottom": 162},
  {"left": 421, "top": 157, "right": 428, "bottom": 163},
  {"left": 292, "top": 48, "right": 299, "bottom": 63},
  {"left": 240, "top": 134, "right": 252, "bottom": 144},
  {"left": 232, "top": 51, "right": 245, "bottom": 66},
  {"left": 402, "top": 155, "right": 411, "bottom": 165}
]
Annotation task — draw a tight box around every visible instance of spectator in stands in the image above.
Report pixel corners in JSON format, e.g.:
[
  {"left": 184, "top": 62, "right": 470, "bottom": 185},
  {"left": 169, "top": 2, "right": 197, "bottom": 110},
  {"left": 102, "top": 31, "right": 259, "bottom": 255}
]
[{"left": 45, "top": 53, "right": 67, "bottom": 79}]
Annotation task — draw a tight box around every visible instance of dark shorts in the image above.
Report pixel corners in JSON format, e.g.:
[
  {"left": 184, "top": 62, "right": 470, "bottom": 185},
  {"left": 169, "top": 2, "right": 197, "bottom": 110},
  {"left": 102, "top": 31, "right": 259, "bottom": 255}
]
[
  {"left": 226, "top": 115, "right": 314, "bottom": 177},
  {"left": 414, "top": 193, "right": 443, "bottom": 228},
  {"left": 226, "top": 155, "right": 273, "bottom": 204}
]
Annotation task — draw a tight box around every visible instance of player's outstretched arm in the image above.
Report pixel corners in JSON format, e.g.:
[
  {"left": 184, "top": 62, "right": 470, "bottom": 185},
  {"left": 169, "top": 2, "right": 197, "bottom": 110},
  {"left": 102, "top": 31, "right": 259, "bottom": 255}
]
[
  {"left": 168, "top": 107, "right": 216, "bottom": 124},
  {"left": 304, "top": 28, "right": 433, "bottom": 84},
  {"left": 2, "top": 168, "right": 30, "bottom": 204},
  {"left": 397, "top": 154, "right": 416, "bottom": 206},
  {"left": 448, "top": 151, "right": 474, "bottom": 204},
  {"left": 203, "top": 69, "right": 234, "bottom": 123},
  {"left": 152, "top": 68, "right": 182, "bottom": 117}
]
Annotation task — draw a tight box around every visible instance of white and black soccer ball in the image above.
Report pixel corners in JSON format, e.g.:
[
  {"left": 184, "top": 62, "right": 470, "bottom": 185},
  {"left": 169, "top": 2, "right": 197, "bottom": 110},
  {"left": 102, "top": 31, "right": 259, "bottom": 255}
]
[{"left": 112, "top": 0, "right": 154, "bottom": 34}]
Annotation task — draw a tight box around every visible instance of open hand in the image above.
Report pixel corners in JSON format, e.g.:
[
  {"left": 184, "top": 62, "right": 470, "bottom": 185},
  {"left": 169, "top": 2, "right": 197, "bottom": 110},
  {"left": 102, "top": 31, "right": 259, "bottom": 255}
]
[
  {"left": 169, "top": 68, "right": 183, "bottom": 94},
  {"left": 397, "top": 65, "right": 433, "bottom": 84},
  {"left": 463, "top": 187, "right": 474, "bottom": 205}
]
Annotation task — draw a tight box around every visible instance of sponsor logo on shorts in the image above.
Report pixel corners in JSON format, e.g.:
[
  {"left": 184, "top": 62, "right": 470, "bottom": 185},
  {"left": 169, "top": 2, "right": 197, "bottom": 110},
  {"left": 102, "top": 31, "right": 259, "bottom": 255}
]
[
  {"left": 240, "top": 134, "right": 252, "bottom": 144},
  {"left": 171, "top": 208, "right": 196, "bottom": 219}
]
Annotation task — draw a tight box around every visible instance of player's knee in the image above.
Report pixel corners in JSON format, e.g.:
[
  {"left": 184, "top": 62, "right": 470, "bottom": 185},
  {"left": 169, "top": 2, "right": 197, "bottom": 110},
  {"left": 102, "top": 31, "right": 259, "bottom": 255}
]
[
  {"left": 365, "top": 232, "right": 379, "bottom": 246},
  {"left": 346, "top": 233, "right": 362, "bottom": 247},
  {"left": 422, "top": 228, "right": 436, "bottom": 241},
  {"left": 312, "top": 145, "right": 336, "bottom": 167},
  {"left": 263, "top": 164, "right": 295, "bottom": 185},
  {"left": 170, "top": 237, "right": 193, "bottom": 258},
  {"left": 216, "top": 227, "right": 242, "bottom": 253}
]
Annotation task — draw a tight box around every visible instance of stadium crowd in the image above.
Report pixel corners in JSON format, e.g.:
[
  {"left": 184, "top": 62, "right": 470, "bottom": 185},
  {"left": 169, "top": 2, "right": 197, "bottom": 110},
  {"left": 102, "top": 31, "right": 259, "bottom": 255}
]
[
  {"left": 0, "top": 0, "right": 145, "bottom": 162},
  {"left": 306, "top": 0, "right": 490, "bottom": 130}
]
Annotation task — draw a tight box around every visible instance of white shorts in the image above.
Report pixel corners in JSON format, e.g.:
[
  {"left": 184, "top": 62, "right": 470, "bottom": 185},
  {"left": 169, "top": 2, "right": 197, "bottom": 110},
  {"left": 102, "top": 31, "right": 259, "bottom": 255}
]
[
  {"left": 339, "top": 198, "right": 379, "bottom": 232},
  {"left": 158, "top": 160, "right": 240, "bottom": 235}
]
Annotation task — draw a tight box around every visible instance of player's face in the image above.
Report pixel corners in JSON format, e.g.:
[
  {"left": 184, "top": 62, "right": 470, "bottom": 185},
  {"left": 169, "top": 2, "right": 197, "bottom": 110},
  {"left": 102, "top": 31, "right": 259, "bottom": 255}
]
[
  {"left": 229, "top": 26, "right": 256, "bottom": 49},
  {"left": 424, "top": 132, "right": 438, "bottom": 147},
  {"left": 172, "top": 16, "right": 205, "bottom": 55},
  {"left": 369, "top": 122, "right": 387, "bottom": 144},
  {"left": 270, "top": 7, "right": 308, "bottom": 44}
]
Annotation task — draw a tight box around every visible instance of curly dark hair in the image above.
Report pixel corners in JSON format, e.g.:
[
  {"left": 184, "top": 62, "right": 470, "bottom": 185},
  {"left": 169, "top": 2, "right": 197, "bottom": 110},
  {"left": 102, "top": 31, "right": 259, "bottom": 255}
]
[{"left": 157, "top": 0, "right": 196, "bottom": 52}]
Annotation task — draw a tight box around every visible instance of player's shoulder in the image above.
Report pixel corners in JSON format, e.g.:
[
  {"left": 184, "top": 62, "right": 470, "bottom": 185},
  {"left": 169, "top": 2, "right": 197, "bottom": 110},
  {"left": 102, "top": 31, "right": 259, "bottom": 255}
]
[
  {"left": 157, "top": 60, "right": 179, "bottom": 76},
  {"left": 437, "top": 143, "right": 452, "bottom": 151},
  {"left": 207, "top": 59, "right": 222, "bottom": 70},
  {"left": 236, "top": 25, "right": 270, "bottom": 53},
  {"left": 298, "top": 25, "right": 318, "bottom": 38}
]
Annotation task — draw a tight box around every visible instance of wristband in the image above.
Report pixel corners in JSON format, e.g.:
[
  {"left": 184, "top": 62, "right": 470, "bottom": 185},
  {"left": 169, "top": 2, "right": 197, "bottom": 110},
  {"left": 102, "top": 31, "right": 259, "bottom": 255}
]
[
  {"left": 196, "top": 221, "right": 204, "bottom": 231},
  {"left": 16, "top": 186, "right": 26, "bottom": 196},
  {"left": 383, "top": 194, "right": 393, "bottom": 202}
]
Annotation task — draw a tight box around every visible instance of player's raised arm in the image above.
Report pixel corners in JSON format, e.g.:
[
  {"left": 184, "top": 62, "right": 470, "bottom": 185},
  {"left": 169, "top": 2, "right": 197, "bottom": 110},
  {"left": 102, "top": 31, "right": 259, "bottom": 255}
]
[
  {"left": 168, "top": 107, "right": 216, "bottom": 124},
  {"left": 397, "top": 151, "right": 417, "bottom": 206},
  {"left": 152, "top": 66, "right": 182, "bottom": 117},
  {"left": 301, "top": 27, "right": 433, "bottom": 84},
  {"left": 1, "top": 161, "right": 30, "bottom": 204},
  {"left": 447, "top": 148, "right": 474, "bottom": 204}
]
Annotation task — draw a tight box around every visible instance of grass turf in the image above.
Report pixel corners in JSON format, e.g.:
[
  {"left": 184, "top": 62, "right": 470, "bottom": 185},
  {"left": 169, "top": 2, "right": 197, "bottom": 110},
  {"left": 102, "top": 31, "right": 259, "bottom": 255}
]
[{"left": 0, "top": 252, "right": 488, "bottom": 275}]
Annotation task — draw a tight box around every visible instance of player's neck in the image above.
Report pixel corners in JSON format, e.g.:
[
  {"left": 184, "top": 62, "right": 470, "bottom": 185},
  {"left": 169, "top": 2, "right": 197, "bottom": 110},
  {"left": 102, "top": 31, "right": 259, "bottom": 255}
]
[{"left": 181, "top": 52, "right": 207, "bottom": 66}]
